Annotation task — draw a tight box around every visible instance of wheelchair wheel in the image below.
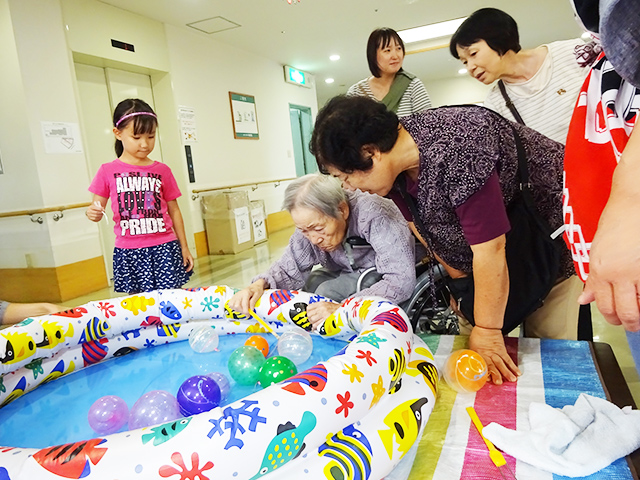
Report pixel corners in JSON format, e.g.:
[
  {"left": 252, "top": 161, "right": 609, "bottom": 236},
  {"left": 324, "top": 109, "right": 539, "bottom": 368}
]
[{"left": 400, "top": 264, "right": 460, "bottom": 335}]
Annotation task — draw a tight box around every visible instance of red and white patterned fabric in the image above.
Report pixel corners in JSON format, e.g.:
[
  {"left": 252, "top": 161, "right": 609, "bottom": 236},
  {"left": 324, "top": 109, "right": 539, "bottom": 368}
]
[{"left": 563, "top": 52, "right": 639, "bottom": 280}]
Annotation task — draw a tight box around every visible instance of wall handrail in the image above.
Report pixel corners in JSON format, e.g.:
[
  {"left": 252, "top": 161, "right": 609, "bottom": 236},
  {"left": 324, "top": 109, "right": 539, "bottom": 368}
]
[
  {"left": 191, "top": 177, "right": 297, "bottom": 200},
  {"left": 0, "top": 202, "right": 91, "bottom": 222}
]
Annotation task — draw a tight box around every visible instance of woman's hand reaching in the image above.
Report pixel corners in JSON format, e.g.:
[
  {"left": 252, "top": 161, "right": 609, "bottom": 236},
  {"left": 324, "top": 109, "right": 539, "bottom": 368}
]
[
  {"left": 469, "top": 326, "right": 521, "bottom": 385},
  {"left": 227, "top": 280, "right": 268, "bottom": 317}
]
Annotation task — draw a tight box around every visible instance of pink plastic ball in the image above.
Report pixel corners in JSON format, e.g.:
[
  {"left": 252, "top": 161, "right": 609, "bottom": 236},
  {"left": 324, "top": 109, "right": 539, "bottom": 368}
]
[
  {"left": 87, "top": 395, "right": 129, "bottom": 435},
  {"left": 129, "top": 390, "right": 181, "bottom": 429}
]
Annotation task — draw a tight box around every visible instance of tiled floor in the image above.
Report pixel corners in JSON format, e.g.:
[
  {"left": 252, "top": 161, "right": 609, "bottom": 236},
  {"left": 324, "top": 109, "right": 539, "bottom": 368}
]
[{"left": 66, "top": 226, "right": 640, "bottom": 405}]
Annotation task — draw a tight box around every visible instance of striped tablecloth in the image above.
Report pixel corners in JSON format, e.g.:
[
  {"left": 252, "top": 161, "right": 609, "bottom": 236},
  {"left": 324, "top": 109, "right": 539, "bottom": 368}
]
[{"left": 408, "top": 334, "right": 636, "bottom": 480}]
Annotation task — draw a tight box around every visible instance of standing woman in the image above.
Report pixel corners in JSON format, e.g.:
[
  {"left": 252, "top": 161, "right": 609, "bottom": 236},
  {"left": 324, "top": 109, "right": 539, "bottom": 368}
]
[
  {"left": 450, "top": 8, "right": 589, "bottom": 144},
  {"left": 347, "top": 27, "right": 431, "bottom": 117},
  {"left": 311, "top": 95, "right": 581, "bottom": 386}
]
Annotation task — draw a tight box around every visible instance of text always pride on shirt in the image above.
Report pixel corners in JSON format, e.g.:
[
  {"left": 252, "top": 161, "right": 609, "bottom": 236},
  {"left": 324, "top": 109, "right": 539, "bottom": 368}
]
[{"left": 114, "top": 172, "right": 167, "bottom": 236}]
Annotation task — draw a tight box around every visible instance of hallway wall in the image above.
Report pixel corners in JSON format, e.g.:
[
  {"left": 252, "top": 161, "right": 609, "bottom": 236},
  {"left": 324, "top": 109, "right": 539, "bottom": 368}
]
[{"left": 0, "top": 0, "right": 317, "bottom": 302}]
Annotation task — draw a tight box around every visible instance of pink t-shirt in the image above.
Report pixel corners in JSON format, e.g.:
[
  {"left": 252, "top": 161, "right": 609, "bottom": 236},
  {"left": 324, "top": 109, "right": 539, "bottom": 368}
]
[{"left": 88, "top": 159, "right": 181, "bottom": 249}]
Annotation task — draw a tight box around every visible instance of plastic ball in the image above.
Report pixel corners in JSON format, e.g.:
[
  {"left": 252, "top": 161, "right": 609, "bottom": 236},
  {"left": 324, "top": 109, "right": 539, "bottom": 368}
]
[
  {"left": 277, "top": 329, "right": 313, "bottom": 365},
  {"left": 129, "top": 390, "right": 181, "bottom": 430},
  {"left": 227, "top": 345, "right": 266, "bottom": 386},
  {"left": 443, "top": 349, "right": 488, "bottom": 393},
  {"left": 176, "top": 375, "right": 221, "bottom": 416},
  {"left": 245, "top": 335, "right": 270, "bottom": 357},
  {"left": 189, "top": 325, "right": 219, "bottom": 353},
  {"left": 258, "top": 355, "right": 298, "bottom": 388},
  {"left": 87, "top": 395, "right": 129, "bottom": 435},
  {"left": 207, "top": 371, "right": 231, "bottom": 402}
]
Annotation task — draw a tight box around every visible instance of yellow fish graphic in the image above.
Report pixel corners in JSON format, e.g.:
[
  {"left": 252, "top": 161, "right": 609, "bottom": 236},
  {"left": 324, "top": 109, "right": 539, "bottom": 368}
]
[
  {"left": 37, "top": 321, "right": 74, "bottom": 349},
  {"left": 1, "top": 331, "right": 37, "bottom": 365},
  {"left": 121, "top": 296, "right": 155, "bottom": 315},
  {"left": 378, "top": 397, "right": 428, "bottom": 459}
]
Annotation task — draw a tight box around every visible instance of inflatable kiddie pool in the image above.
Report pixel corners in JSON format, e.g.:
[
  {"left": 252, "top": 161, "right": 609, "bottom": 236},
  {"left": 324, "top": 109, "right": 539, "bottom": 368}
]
[{"left": 0, "top": 286, "right": 439, "bottom": 479}]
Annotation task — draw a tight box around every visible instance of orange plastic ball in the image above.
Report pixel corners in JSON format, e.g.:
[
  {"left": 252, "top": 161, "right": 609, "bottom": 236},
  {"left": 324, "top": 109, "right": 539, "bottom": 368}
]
[
  {"left": 245, "top": 335, "right": 269, "bottom": 357},
  {"left": 443, "top": 349, "right": 488, "bottom": 393}
]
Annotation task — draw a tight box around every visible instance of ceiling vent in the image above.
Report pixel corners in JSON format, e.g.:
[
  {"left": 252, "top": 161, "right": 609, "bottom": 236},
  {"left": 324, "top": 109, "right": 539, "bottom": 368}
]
[{"left": 187, "top": 16, "right": 241, "bottom": 34}]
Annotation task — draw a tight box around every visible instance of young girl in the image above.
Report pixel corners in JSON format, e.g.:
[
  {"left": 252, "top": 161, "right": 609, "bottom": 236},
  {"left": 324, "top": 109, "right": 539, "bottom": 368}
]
[{"left": 86, "top": 98, "right": 194, "bottom": 294}]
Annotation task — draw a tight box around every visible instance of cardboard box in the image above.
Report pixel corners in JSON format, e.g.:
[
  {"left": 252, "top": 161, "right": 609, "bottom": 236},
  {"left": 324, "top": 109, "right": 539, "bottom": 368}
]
[
  {"left": 250, "top": 200, "right": 268, "bottom": 244},
  {"left": 201, "top": 191, "right": 254, "bottom": 254}
]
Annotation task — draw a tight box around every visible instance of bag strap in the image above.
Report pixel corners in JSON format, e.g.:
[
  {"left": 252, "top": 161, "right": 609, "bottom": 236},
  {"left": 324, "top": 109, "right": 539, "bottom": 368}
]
[
  {"left": 508, "top": 121, "right": 563, "bottom": 239},
  {"left": 498, "top": 80, "right": 526, "bottom": 125},
  {"left": 382, "top": 71, "right": 414, "bottom": 113}
]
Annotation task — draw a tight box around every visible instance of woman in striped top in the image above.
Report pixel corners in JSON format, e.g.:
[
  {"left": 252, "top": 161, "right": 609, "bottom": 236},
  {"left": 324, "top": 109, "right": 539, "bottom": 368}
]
[
  {"left": 347, "top": 27, "right": 431, "bottom": 117},
  {"left": 450, "top": 8, "right": 588, "bottom": 144}
]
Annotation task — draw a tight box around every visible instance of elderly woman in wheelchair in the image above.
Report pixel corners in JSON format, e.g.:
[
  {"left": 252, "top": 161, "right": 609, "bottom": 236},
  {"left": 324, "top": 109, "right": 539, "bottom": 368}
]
[{"left": 227, "top": 173, "right": 416, "bottom": 329}]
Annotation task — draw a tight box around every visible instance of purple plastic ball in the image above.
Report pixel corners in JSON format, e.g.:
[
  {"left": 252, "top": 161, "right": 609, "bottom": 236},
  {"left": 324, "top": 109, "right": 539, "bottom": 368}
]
[
  {"left": 207, "top": 371, "right": 231, "bottom": 402},
  {"left": 88, "top": 395, "right": 129, "bottom": 435},
  {"left": 129, "top": 390, "right": 181, "bottom": 430},
  {"left": 176, "top": 375, "right": 221, "bottom": 416}
]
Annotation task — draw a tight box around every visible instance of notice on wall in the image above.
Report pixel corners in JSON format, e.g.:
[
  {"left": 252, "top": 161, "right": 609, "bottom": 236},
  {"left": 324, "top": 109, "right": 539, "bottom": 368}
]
[
  {"left": 234, "top": 207, "right": 252, "bottom": 244},
  {"left": 178, "top": 106, "right": 198, "bottom": 143},
  {"left": 41, "top": 122, "right": 84, "bottom": 154}
]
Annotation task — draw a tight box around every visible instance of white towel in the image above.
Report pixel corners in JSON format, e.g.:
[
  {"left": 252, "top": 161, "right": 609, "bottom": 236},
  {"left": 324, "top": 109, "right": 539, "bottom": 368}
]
[{"left": 483, "top": 393, "right": 640, "bottom": 478}]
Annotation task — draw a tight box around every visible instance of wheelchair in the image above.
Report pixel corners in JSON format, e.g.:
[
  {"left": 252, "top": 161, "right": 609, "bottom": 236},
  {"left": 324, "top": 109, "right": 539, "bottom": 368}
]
[
  {"left": 360, "top": 262, "right": 593, "bottom": 338},
  {"left": 353, "top": 236, "right": 592, "bottom": 339}
]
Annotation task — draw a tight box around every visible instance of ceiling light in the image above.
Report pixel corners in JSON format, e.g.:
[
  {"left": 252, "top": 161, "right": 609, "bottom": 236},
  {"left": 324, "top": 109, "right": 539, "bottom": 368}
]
[
  {"left": 398, "top": 17, "right": 466, "bottom": 44},
  {"left": 458, "top": 68, "right": 468, "bottom": 74},
  {"left": 329, "top": 54, "right": 341, "bottom": 61},
  {"left": 325, "top": 78, "right": 335, "bottom": 84}
]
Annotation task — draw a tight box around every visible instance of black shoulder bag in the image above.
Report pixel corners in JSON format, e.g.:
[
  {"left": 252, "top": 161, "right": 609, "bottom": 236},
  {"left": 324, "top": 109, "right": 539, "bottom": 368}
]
[{"left": 397, "top": 123, "right": 564, "bottom": 334}]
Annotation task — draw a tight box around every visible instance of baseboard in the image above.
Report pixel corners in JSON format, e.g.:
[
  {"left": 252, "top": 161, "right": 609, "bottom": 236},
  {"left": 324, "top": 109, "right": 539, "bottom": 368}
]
[
  {"left": 0, "top": 256, "right": 108, "bottom": 303},
  {"left": 266, "top": 211, "right": 293, "bottom": 235},
  {"left": 194, "top": 230, "right": 209, "bottom": 257}
]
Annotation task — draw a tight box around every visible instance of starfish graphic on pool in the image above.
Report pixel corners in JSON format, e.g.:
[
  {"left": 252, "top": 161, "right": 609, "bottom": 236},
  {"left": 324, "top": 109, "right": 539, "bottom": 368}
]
[{"left": 355, "top": 332, "right": 387, "bottom": 348}]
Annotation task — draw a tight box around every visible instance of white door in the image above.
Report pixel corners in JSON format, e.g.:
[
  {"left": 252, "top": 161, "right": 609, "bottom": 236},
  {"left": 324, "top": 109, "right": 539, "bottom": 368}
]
[{"left": 75, "top": 64, "right": 161, "bottom": 281}]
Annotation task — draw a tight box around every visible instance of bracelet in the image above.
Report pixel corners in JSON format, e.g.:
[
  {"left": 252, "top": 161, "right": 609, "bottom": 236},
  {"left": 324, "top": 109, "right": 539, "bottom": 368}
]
[{"left": 474, "top": 325, "right": 502, "bottom": 330}]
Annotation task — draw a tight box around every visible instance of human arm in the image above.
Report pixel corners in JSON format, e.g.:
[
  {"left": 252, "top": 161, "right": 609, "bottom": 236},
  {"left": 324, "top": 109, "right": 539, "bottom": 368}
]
[
  {"left": 253, "top": 230, "right": 319, "bottom": 292},
  {"left": 227, "top": 279, "right": 269, "bottom": 316},
  {"left": 579, "top": 125, "right": 640, "bottom": 331},
  {"left": 354, "top": 200, "right": 416, "bottom": 303},
  {"left": 167, "top": 199, "right": 194, "bottom": 272},
  {"left": 307, "top": 302, "right": 341, "bottom": 330},
  {"left": 1, "top": 302, "right": 66, "bottom": 326},
  {"left": 231, "top": 233, "right": 318, "bottom": 316},
  {"left": 469, "top": 235, "right": 521, "bottom": 384},
  {"left": 86, "top": 195, "right": 108, "bottom": 222}
]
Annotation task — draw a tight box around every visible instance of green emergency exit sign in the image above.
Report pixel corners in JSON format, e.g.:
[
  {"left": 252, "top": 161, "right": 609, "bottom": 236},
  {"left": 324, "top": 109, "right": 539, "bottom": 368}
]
[{"left": 284, "top": 65, "right": 311, "bottom": 88}]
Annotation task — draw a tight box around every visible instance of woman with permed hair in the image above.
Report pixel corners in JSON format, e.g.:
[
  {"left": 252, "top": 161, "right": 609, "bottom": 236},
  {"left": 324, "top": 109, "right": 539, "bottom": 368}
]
[
  {"left": 311, "top": 95, "right": 584, "bottom": 386},
  {"left": 347, "top": 27, "right": 431, "bottom": 117}
]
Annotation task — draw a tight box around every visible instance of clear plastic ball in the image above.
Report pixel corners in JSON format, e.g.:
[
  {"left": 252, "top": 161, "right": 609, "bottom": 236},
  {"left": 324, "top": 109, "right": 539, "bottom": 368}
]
[
  {"left": 188, "top": 325, "right": 219, "bottom": 353},
  {"left": 277, "top": 329, "right": 313, "bottom": 365},
  {"left": 443, "top": 349, "right": 488, "bottom": 393},
  {"left": 207, "top": 371, "right": 231, "bottom": 402},
  {"left": 129, "top": 390, "right": 182, "bottom": 429},
  {"left": 87, "top": 395, "right": 129, "bottom": 435}
]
